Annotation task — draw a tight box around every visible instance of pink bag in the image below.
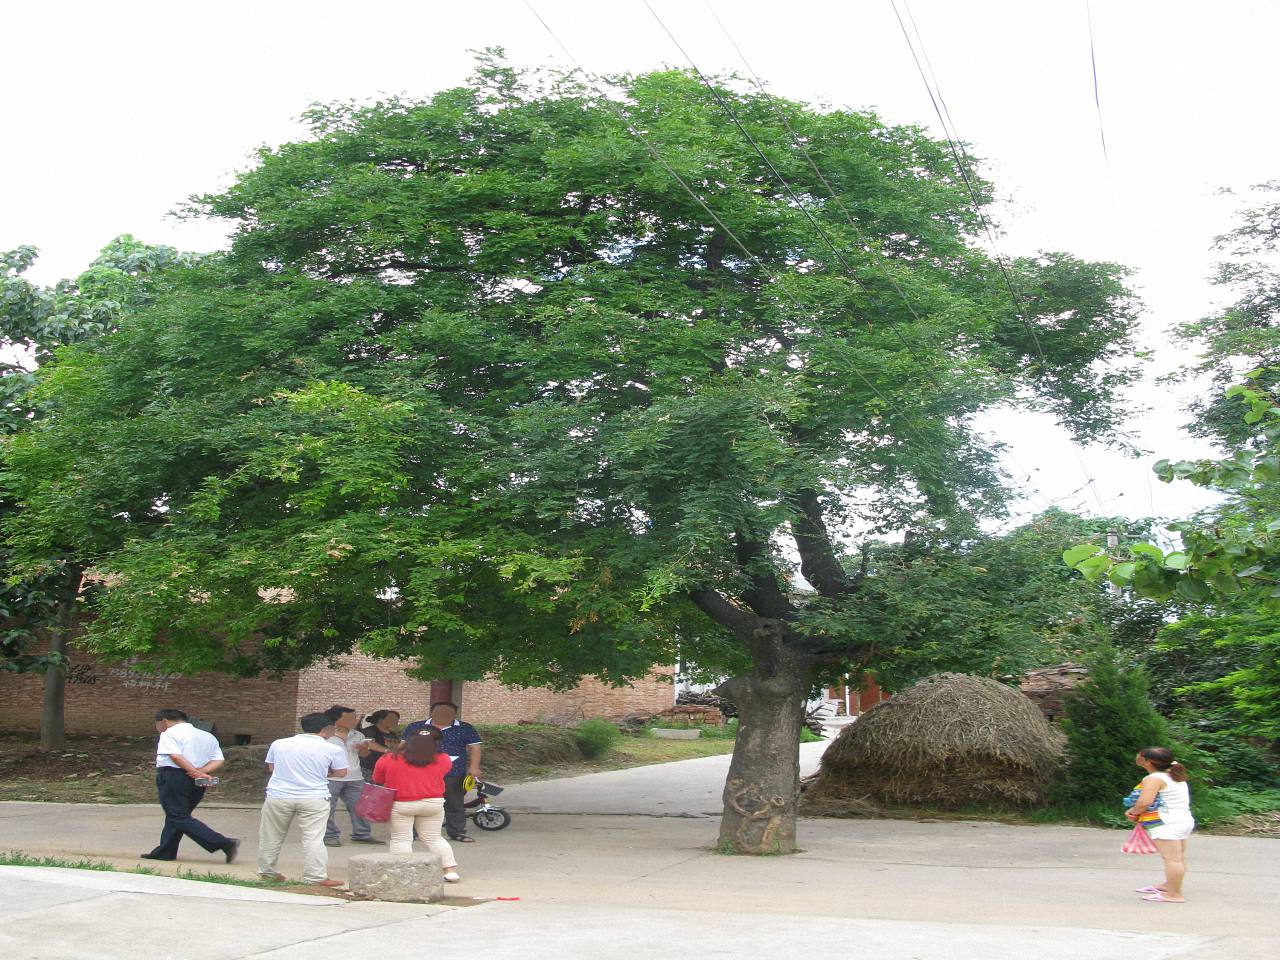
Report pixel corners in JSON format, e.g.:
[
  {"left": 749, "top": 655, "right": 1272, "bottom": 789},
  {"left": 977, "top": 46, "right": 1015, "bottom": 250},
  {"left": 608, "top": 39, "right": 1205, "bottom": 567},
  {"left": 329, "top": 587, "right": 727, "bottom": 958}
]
[
  {"left": 354, "top": 782, "right": 396, "bottom": 823},
  {"left": 1122, "top": 823, "right": 1158, "bottom": 854}
]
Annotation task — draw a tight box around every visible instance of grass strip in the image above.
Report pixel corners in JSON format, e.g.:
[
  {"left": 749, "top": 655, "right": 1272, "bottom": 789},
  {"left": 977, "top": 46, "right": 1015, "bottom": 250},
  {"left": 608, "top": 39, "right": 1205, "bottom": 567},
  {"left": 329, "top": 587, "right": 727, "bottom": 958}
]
[{"left": 0, "top": 850, "right": 293, "bottom": 889}]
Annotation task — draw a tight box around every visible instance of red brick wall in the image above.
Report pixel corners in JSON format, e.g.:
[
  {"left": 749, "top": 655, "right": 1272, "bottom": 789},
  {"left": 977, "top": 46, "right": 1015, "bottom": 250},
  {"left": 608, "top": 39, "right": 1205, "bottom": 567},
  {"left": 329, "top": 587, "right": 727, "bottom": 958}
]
[
  {"left": 2, "top": 643, "right": 677, "bottom": 740},
  {"left": 2, "top": 643, "right": 300, "bottom": 745},
  {"left": 299, "top": 653, "right": 675, "bottom": 725},
  {"left": 464, "top": 667, "right": 675, "bottom": 724},
  {"left": 296, "top": 653, "right": 437, "bottom": 726}
]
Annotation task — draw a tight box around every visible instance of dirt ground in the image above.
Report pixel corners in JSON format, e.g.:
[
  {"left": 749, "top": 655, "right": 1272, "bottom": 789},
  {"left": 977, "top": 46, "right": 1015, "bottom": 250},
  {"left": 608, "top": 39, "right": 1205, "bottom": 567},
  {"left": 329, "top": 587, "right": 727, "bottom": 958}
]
[{"left": 0, "top": 728, "right": 736, "bottom": 805}]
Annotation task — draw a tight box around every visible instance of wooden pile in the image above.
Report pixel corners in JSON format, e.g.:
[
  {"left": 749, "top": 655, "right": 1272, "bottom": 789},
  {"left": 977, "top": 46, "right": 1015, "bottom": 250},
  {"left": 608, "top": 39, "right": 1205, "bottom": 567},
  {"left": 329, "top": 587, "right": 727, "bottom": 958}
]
[
  {"left": 1018, "top": 663, "right": 1089, "bottom": 722},
  {"left": 654, "top": 704, "right": 725, "bottom": 727}
]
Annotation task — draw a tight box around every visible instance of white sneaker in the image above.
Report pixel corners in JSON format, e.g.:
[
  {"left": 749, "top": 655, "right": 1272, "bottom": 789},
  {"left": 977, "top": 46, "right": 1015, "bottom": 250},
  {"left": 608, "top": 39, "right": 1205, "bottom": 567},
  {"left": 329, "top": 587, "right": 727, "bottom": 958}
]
[{"left": 443, "top": 871, "right": 461, "bottom": 883}]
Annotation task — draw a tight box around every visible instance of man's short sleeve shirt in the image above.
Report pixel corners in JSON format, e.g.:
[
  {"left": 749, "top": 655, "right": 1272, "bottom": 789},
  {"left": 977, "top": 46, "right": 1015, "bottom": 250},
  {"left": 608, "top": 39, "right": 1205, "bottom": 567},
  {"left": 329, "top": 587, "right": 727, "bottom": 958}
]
[
  {"left": 326, "top": 729, "right": 368, "bottom": 782},
  {"left": 264, "top": 734, "right": 348, "bottom": 800},
  {"left": 156, "top": 722, "right": 223, "bottom": 769}
]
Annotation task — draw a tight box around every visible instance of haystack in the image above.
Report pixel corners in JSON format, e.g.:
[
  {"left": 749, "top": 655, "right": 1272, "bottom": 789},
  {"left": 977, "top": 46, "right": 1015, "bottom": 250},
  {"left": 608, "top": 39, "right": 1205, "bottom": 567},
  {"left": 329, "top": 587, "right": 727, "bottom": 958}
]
[{"left": 802, "top": 673, "right": 1064, "bottom": 813}]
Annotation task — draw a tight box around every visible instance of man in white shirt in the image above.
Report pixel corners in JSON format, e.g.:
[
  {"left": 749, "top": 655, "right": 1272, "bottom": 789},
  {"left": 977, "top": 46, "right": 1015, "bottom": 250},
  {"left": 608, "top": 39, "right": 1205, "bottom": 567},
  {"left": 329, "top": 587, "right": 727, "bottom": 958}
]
[
  {"left": 257, "top": 712, "right": 349, "bottom": 887},
  {"left": 142, "top": 708, "right": 239, "bottom": 863},
  {"left": 323, "top": 704, "right": 376, "bottom": 846}
]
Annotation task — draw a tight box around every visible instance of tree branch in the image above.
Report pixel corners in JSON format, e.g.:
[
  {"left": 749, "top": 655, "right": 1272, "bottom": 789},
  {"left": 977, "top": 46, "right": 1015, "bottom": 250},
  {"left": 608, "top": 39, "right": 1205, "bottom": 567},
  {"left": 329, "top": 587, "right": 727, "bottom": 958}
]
[
  {"left": 734, "top": 532, "right": 794, "bottom": 620},
  {"left": 689, "top": 587, "right": 766, "bottom": 638},
  {"left": 789, "top": 489, "right": 857, "bottom": 598}
]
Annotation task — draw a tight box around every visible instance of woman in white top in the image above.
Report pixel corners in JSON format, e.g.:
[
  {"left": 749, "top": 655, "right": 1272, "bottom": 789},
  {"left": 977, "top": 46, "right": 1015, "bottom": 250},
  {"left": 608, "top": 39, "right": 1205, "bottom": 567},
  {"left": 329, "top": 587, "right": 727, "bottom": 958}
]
[{"left": 1126, "top": 746, "right": 1194, "bottom": 903}]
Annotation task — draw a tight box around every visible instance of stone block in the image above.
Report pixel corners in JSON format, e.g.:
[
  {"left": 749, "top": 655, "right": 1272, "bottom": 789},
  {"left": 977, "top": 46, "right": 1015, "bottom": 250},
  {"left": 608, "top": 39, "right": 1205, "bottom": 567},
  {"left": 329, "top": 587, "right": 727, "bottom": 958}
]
[{"left": 347, "top": 852, "right": 444, "bottom": 903}]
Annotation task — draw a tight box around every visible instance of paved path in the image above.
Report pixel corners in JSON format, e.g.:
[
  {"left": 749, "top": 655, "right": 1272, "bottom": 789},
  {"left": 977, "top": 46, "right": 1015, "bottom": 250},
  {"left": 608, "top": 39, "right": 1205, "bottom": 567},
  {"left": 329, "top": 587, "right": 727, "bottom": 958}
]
[
  {"left": 3, "top": 742, "right": 1278, "bottom": 959},
  {"left": 505, "top": 738, "right": 830, "bottom": 815}
]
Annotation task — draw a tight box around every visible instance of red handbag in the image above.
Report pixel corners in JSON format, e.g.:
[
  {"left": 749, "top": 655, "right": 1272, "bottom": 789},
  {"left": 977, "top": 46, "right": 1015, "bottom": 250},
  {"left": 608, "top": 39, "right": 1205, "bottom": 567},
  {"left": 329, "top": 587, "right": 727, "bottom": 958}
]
[
  {"left": 355, "top": 782, "right": 396, "bottom": 823},
  {"left": 1122, "top": 823, "right": 1158, "bottom": 854}
]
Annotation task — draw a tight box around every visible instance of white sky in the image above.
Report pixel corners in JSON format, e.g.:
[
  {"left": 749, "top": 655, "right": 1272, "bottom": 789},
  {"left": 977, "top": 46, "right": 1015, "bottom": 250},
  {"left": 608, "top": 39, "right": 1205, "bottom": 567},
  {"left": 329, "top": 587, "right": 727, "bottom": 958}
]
[{"left": 5, "top": 0, "right": 1277, "bottom": 529}]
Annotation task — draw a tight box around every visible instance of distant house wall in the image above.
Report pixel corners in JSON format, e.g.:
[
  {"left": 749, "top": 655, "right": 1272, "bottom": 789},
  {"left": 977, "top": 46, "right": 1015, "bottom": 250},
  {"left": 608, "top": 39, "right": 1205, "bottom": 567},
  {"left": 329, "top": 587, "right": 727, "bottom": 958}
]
[
  {"left": 3, "top": 643, "right": 676, "bottom": 742},
  {"left": 296, "top": 653, "right": 437, "bottom": 725},
  {"left": 464, "top": 667, "right": 676, "bottom": 724},
  {"left": 5, "top": 642, "right": 299, "bottom": 745}
]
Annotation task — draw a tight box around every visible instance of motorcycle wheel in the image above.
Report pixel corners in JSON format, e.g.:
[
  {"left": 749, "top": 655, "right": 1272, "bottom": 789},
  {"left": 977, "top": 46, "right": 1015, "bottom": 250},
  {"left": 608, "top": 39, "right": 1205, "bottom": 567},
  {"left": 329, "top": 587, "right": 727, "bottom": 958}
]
[{"left": 472, "top": 807, "right": 511, "bottom": 831}]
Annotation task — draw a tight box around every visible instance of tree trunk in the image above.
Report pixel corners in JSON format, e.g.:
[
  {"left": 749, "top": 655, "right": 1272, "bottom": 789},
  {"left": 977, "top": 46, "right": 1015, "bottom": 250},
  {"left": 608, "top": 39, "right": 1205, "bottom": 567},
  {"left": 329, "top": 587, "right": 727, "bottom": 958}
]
[
  {"left": 38, "top": 598, "right": 75, "bottom": 752},
  {"left": 717, "top": 640, "right": 810, "bottom": 855}
]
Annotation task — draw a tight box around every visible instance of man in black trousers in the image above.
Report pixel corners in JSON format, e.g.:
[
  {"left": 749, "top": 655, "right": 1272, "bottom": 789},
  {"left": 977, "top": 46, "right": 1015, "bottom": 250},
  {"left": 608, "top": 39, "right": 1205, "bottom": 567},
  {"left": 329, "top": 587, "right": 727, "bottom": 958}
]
[{"left": 141, "top": 708, "right": 240, "bottom": 863}]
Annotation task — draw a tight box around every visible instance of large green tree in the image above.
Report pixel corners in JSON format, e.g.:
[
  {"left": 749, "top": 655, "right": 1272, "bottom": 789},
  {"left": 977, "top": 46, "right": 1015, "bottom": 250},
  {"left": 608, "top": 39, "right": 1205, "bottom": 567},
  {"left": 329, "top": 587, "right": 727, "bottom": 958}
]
[
  {"left": 5, "top": 59, "right": 1139, "bottom": 847},
  {"left": 1, "top": 237, "right": 191, "bottom": 747}
]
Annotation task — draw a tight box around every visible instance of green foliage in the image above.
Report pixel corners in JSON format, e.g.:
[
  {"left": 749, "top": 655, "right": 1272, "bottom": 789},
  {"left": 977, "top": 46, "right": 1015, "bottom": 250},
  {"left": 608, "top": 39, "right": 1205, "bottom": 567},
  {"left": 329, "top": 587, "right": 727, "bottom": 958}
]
[
  {"left": 815, "top": 510, "right": 1166, "bottom": 691},
  {"left": 3, "top": 55, "right": 1139, "bottom": 698},
  {"left": 1174, "top": 182, "right": 1280, "bottom": 448},
  {"left": 1053, "top": 643, "right": 1168, "bottom": 805},
  {"left": 572, "top": 717, "right": 622, "bottom": 759},
  {"left": 0, "top": 238, "right": 192, "bottom": 674},
  {"left": 1064, "top": 377, "right": 1280, "bottom": 741}
]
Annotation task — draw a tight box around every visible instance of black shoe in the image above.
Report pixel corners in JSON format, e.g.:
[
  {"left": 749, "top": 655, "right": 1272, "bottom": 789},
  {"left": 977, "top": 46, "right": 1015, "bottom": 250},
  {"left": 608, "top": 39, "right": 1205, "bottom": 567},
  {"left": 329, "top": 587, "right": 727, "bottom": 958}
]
[
  {"left": 349, "top": 836, "right": 380, "bottom": 844},
  {"left": 449, "top": 835, "right": 476, "bottom": 843},
  {"left": 140, "top": 853, "right": 175, "bottom": 861},
  {"left": 323, "top": 838, "right": 341, "bottom": 847},
  {"left": 224, "top": 839, "right": 241, "bottom": 864}
]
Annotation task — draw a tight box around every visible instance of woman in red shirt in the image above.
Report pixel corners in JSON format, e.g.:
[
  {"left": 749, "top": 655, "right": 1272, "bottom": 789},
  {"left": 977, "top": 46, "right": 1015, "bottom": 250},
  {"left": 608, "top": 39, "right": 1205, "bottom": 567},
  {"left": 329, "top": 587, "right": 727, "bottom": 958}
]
[{"left": 372, "top": 729, "right": 459, "bottom": 881}]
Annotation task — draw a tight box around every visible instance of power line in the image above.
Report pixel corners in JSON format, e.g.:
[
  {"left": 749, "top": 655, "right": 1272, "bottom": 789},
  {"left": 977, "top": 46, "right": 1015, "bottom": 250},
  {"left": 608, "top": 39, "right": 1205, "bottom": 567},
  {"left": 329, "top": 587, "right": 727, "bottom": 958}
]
[
  {"left": 889, "top": 0, "right": 1110, "bottom": 515},
  {"left": 521, "top": 0, "right": 958, "bottom": 490},
  {"left": 1085, "top": 0, "right": 1110, "bottom": 169},
  {"left": 700, "top": 0, "right": 1058, "bottom": 517}
]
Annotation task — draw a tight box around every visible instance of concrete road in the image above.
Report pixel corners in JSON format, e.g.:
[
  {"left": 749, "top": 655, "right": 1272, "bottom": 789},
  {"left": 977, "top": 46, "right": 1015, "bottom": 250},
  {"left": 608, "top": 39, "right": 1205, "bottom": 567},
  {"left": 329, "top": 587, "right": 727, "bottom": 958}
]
[
  {"left": 3, "top": 801, "right": 1277, "bottom": 958},
  {"left": 0, "top": 865, "right": 1240, "bottom": 960},
  {"left": 2, "top": 740, "right": 1278, "bottom": 959},
  {"left": 505, "top": 738, "right": 830, "bottom": 815}
]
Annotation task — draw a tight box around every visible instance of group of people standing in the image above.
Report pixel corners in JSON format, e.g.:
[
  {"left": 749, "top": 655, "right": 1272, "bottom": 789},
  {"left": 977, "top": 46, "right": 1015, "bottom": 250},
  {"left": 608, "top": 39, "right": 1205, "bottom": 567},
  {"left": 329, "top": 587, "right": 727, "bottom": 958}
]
[
  {"left": 143, "top": 712, "right": 1198, "bottom": 903},
  {"left": 142, "top": 701, "right": 483, "bottom": 889}
]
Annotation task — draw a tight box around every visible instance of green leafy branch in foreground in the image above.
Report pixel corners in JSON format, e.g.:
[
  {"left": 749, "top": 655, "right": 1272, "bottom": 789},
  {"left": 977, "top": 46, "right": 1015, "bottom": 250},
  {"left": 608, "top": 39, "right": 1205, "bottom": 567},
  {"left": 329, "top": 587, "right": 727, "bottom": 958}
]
[
  {"left": 1064, "top": 372, "right": 1280, "bottom": 605},
  {"left": 1063, "top": 374, "right": 1280, "bottom": 738}
]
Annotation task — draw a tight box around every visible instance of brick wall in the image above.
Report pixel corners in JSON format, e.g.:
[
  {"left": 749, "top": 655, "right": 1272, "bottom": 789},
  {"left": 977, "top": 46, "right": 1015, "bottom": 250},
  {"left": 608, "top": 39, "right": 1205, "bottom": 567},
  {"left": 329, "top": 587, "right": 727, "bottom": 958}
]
[
  {"left": 299, "top": 653, "right": 675, "bottom": 726},
  {"left": 296, "top": 653, "right": 437, "bottom": 726},
  {"left": 2, "top": 643, "right": 678, "bottom": 741},
  {"left": 464, "top": 667, "right": 676, "bottom": 724},
  {"left": 3, "top": 643, "right": 300, "bottom": 745}
]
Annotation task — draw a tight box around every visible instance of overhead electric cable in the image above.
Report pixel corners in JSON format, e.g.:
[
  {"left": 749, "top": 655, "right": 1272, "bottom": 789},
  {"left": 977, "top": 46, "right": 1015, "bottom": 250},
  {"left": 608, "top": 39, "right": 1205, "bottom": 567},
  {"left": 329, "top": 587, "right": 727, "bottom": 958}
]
[
  {"left": 521, "top": 0, "right": 958, "bottom": 487},
  {"left": 1085, "top": 0, "right": 1110, "bottom": 169},
  {"left": 702, "top": 0, "right": 1059, "bottom": 517},
  {"left": 890, "top": 0, "right": 1110, "bottom": 515}
]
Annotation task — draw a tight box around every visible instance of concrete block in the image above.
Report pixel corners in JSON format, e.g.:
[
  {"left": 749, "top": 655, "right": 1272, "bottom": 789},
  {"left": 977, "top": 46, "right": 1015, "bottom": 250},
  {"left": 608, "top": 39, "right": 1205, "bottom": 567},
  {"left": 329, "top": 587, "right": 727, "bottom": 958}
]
[
  {"left": 347, "top": 852, "right": 444, "bottom": 903},
  {"left": 650, "top": 728, "right": 701, "bottom": 740}
]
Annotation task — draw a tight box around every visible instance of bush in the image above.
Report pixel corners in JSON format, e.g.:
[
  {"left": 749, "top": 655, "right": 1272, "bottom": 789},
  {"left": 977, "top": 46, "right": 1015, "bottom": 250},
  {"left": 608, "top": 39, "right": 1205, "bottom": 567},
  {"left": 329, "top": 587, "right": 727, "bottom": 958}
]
[
  {"left": 573, "top": 718, "right": 622, "bottom": 759},
  {"left": 1053, "top": 642, "right": 1168, "bottom": 805}
]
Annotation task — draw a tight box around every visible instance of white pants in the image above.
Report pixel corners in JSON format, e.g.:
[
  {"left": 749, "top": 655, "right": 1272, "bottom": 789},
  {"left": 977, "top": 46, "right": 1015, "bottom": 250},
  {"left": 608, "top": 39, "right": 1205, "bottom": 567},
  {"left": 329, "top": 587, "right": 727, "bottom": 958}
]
[
  {"left": 1149, "top": 818, "right": 1195, "bottom": 841},
  {"left": 388, "top": 797, "right": 456, "bottom": 868},
  {"left": 257, "top": 797, "right": 330, "bottom": 883}
]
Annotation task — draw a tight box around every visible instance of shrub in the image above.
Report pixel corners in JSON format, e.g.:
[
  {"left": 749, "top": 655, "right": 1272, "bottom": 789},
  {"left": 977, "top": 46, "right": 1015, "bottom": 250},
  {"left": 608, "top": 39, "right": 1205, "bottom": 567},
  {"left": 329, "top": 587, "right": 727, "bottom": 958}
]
[
  {"left": 573, "top": 717, "right": 621, "bottom": 759},
  {"left": 1053, "top": 642, "right": 1168, "bottom": 805}
]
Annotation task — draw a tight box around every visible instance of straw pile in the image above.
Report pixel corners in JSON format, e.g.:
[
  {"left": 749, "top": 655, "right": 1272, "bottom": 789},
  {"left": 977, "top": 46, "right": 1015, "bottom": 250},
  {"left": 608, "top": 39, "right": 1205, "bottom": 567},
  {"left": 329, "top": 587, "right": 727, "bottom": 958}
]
[{"left": 803, "top": 673, "right": 1065, "bottom": 813}]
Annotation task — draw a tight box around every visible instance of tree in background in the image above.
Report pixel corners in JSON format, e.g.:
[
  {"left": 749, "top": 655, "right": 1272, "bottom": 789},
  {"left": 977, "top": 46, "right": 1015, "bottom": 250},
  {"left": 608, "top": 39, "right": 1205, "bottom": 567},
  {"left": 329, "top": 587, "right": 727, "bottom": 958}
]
[
  {"left": 1052, "top": 642, "right": 1167, "bottom": 805},
  {"left": 5, "top": 57, "right": 1140, "bottom": 846},
  {"left": 0, "top": 238, "right": 191, "bottom": 747},
  {"left": 1173, "top": 182, "right": 1280, "bottom": 449},
  {"left": 836, "top": 510, "right": 1166, "bottom": 693}
]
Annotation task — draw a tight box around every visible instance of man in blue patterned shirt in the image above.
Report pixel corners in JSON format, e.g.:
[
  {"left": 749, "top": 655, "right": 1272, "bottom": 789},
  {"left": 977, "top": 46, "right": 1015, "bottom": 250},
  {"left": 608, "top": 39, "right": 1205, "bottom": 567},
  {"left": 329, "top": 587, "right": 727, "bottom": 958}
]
[{"left": 403, "top": 702, "right": 482, "bottom": 842}]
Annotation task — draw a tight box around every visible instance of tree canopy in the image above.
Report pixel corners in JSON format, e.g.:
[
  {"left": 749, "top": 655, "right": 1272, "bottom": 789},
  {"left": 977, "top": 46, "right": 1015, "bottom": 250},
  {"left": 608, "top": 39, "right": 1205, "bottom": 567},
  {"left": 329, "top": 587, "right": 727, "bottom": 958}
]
[
  {"left": 4, "top": 56, "right": 1141, "bottom": 847},
  {"left": 1, "top": 237, "right": 192, "bottom": 674}
]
